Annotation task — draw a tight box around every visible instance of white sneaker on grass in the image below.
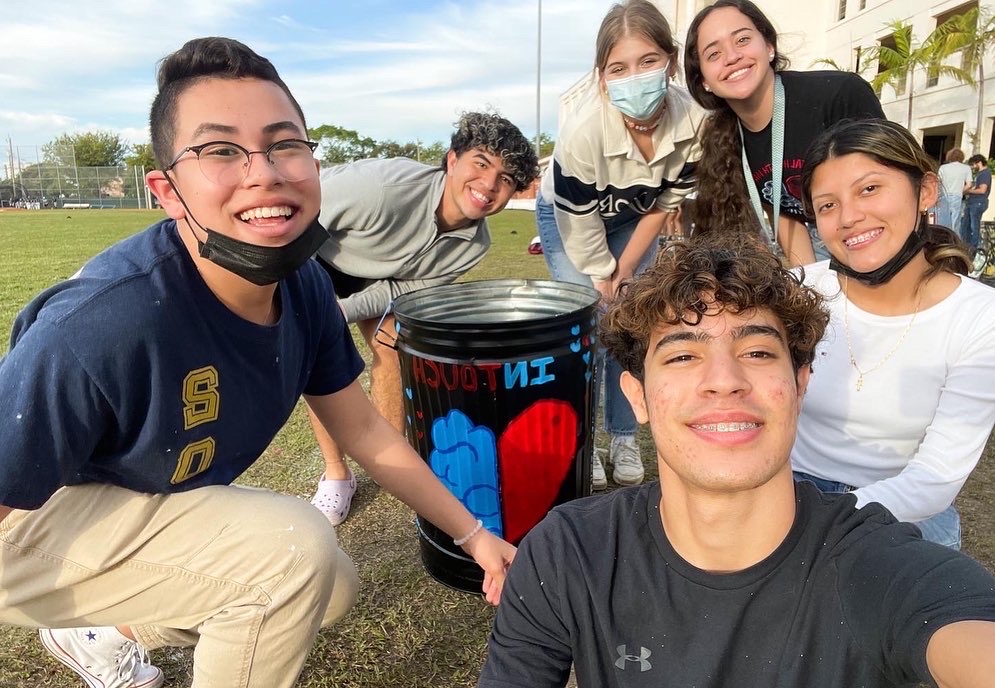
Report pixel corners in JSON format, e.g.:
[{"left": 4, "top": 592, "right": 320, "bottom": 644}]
[
  {"left": 40, "top": 626, "right": 163, "bottom": 688},
  {"left": 592, "top": 449, "right": 608, "bottom": 491},
  {"left": 610, "top": 434, "right": 644, "bottom": 486}
]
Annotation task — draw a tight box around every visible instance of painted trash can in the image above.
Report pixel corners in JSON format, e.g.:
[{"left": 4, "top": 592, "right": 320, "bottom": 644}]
[{"left": 393, "top": 279, "right": 599, "bottom": 593}]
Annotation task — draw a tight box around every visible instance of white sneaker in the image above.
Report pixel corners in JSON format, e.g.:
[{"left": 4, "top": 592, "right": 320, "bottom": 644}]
[
  {"left": 610, "top": 435, "right": 644, "bottom": 486},
  {"left": 592, "top": 449, "right": 608, "bottom": 491},
  {"left": 40, "top": 627, "right": 164, "bottom": 688}
]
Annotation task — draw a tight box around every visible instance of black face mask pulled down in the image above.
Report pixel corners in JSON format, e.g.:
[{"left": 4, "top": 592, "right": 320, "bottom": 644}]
[
  {"left": 828, "top": 217, "right": 927, "bottom": 286},
  {"left": 195, "top": 217, "right": 328, "bottom": 286},
  {"left": 163, "top": 174, "right": 328, "bottom": 285}
]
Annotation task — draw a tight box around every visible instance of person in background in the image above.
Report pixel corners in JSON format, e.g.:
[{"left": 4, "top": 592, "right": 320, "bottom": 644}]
[
  {"left": 684, "top": 0, "right": 884, "bottom": 265},
  {"left": 961, "top": 153, "right": 991, "bottom": 254},
  {"left": 933, "top": 147, "right": 972, "bottom": 232},
  {"left": 477, "top": 239, "right": 995, "bottom": 688},
  {"left": 0, "top": 37, "right": 514, "bottom": 688},
  {"left": 536, "top": 0, "right": 704, "bottom": 489},
  {"left": 308, "top": 112, "right": 539, "bottom": 525},
  {"left": 793, "top": 118, "right": 995, "bottom": 549}
]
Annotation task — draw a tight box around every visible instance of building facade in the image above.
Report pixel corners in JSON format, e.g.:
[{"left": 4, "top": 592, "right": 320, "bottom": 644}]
[{"left": 658, "top": 0, "right": 995, "bottom": 161}]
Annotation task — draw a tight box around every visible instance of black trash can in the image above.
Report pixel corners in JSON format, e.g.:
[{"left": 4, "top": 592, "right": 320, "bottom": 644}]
[{"left": 392, "top": 279, "right": 599, "bottom": 594}]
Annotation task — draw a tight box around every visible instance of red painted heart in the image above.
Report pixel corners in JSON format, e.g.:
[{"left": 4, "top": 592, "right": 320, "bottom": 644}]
[{"left": 498, "top": 399, "right": 578, "bottom": 544}]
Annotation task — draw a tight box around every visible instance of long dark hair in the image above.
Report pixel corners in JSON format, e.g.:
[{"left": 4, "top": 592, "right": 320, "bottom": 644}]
[
  {"left": 682, "top": 1, "right": 789, "bottom": 238},
  {"left": 801, "top": 119, "right": 971, "bottom": 280}
]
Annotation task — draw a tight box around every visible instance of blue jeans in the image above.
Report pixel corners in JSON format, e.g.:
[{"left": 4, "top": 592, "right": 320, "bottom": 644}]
[
  {"left": 935, "top": 193, "right": 964, "bottom": 232},
  {"left": 535, "top": 192, "right": 657, "bottom": 436},
  {"left": 806, "top": 222, "right": 830, "bottom": 262},
  {"left": 961, "top": 197, "right": 988, "bottom": 250},
  {"left": 793, "top": 471, "right": 961, "bottom": 549}
]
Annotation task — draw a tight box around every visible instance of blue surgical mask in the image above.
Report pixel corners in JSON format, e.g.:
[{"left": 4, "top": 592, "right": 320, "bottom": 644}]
[{"left": 605, "top": 66, "right": 669, "bottom": 121}]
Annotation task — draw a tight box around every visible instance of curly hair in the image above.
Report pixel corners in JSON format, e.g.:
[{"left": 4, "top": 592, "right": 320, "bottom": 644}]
[
  {"left": 688, "top": 111, "right": 759, "bottom": 239},
  {"left": 801, "top": 118, "right": 971, "bottom": 281},
  {"left": 601, "top": 238, "right": 829, "bottom": 381},
  {"left": 442, "top": 111, "right": 540, "bottom": 192},
  {"left": 682, "top": 0, "right": 790, "bottom": 240},
  {"left": 150, "top": 37, "right": 306, "bottom": 170}
]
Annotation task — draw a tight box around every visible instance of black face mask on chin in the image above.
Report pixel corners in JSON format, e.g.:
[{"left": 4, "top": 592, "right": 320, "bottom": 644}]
[
  {"left": 828, "top": 216, "right": 928, "bottom": 286},
  {"left": 164, "top": 174, "right": 328, "bottom": 286},
  {"left": 195, "top": 217, "right": 328, "bottom": 286}
]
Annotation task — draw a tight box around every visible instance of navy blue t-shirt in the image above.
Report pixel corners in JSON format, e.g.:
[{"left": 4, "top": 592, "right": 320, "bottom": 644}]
[
  {"left": 970, "top": 167, "right": 992, "bottom": 201},
  {"left": 0, "top": 219, "right": 364, "bottom": 509}
]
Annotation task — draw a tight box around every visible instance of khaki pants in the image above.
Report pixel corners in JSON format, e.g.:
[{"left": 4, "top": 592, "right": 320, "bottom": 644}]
[{"left": 0, "top": 483, "right": 358, "bottom": 687}]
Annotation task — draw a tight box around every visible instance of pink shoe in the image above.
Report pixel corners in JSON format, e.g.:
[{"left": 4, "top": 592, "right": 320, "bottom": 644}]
[{"left": 310, "top": 471, "right": 357, "bottom": 526}]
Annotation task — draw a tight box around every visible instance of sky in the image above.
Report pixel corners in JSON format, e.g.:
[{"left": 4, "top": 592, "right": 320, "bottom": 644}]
[{"left": 3, "top": 0, "right": 621, "bottom": 159}]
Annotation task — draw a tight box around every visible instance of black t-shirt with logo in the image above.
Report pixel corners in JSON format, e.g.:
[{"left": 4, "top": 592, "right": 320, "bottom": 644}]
[
  {"left": 479, "top": 481, "right": 995, "bottom": 688},
  {"left": 741, "top": 70, "right": 884, "bottom": 223}
]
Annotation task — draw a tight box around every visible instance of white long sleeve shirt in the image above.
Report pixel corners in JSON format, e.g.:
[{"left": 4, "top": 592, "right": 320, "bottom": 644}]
[{"left": 792, "top": 262, "right": 995, "bottom": 522}]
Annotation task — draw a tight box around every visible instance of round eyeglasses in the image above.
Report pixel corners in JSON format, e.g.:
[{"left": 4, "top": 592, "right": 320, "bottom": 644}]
[{"left": 166, "top": 139, "right": 319, "bottom": 185}]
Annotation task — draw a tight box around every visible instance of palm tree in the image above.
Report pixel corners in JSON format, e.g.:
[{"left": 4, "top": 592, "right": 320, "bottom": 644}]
[
  {"left": 932, "top": 7, "right": 995, "bottom": 149},
  {"left": 809, "top": 53, "right": 875, "bottom": 74},
  {"left": 865, "top": 20, "right": 973, "bottom": 128},
  {"left": 810, "top": 57, "right": 851, "bottom": 72}
]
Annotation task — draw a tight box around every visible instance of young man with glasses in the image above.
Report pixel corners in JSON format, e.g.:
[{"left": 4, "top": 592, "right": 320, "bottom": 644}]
[
  {"left": 307, "top": 113, "right": 539, "bottom": 526},
  {"left": 0, "top": 37, "right": 514, "bottom": 688}
]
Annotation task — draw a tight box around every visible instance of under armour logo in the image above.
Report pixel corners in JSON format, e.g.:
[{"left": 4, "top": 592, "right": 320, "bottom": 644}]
[{"left": 614, "top": 644, "right": 652, "bottom": 672}]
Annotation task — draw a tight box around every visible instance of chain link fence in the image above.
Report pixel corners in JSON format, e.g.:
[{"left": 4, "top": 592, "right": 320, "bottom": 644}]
[{"left": 2, "top": 144, "right": 153, "bottom": 209}]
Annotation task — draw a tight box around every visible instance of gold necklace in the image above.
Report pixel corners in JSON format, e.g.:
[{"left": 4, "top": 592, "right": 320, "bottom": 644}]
[{"left": 841, "top": 276, "right": 921, "bottom": 391}]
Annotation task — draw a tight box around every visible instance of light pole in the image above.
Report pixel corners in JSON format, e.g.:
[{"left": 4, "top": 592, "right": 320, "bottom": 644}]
[{"left": 535, "top": 0, "right": 542, "bottom": 158}]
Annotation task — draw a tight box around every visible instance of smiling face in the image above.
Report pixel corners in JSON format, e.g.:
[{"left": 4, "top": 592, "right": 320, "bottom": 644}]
[
  {"left": 694, "top": 6, "right": 774, "bottom": 104},
  {"left": 439, "top": 147, "right": 517, "bottom": 230},
  {"left": 621, "top": 305, "right": 808, "bottom": 496},
  {"left": 147, "top": 77, "right": 320, "bottom": 249},
  {"left": 809, "top": 153, "right": 937, "bottom": 272}
]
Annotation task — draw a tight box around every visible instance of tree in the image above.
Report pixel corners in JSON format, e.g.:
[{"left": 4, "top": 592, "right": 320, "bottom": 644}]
[
  {"left": 537, "top": 132, "right": 555, "bottom": 159},
  {"left": 932, "top": 6, "right": 995, "bottom": 150},
  {"left": 418, "top": 141, "right": 447, "bottom": 167},
  {"left": 125, "top": 143, "right": 156, "bottom": 172},
  {"left": 865, "top": 20, "right": 973, "bottom": 128},
  {"left": 373, "top": 140, "right": 421, "bottom": 160},
  {"left": 810, "top": 53, "right": 876, "bottom": 73},
  {"left": 308, "top": 124, "right": 378, "bottom": 165},
  {"left": 42, "top": 131, "right": 127, "bottom": 168}
]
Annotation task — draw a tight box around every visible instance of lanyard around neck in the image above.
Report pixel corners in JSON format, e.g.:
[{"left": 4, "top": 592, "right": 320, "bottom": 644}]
[{"left": 739, "top": 74, "right": 785, "bottom": 248}]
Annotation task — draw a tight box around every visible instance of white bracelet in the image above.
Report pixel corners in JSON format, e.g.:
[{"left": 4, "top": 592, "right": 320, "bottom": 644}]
[{"left": 453, "top": 519, "right": 484, "bottom": 546}]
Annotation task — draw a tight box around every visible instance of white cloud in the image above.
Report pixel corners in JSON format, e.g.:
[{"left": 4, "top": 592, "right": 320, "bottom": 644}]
[{"left": 3, "top": 0, "right": 614, "bottom": 148}]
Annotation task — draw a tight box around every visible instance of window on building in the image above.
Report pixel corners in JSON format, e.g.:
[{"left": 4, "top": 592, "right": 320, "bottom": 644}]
[
  {"left": 926, "top": 59, "right": 940, "bottom": 88},
  {"left": 838, "top": 0, "right": 847, "bottom": 20},
  {"left": 877, "top": 33, "right": 906, "bottom": 96},
  {"left": 859, "top": 0, "right": 866, "bottom": 9},
  {"left": 935, "top": 1, "right": 979, "bottom": 74}
]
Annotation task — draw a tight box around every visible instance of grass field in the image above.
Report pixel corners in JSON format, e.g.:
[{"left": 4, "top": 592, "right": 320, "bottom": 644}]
[{"left": 0, "top": 208, "right": 992, "bottom": 687}]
